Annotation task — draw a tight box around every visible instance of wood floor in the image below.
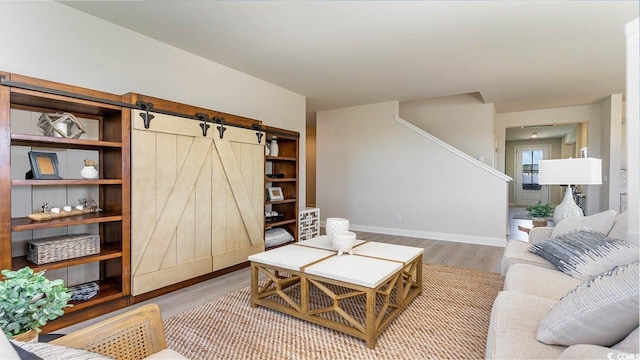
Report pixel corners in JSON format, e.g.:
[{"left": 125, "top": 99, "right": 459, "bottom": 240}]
[{"left": 58, "top": 231, "right": 505, "bottom": 334}]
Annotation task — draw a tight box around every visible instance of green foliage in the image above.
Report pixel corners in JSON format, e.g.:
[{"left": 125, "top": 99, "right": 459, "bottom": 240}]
[
  {"left": 0, "top": 267, "right": 71, "bottom": 338},
  {"left": 526, "top": 201, "right": 553, "bottom": 218}
]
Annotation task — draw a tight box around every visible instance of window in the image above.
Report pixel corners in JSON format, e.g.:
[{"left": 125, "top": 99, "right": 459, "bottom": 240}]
[{"left": 521, "top": 150, "right": 543, "bottom": 190}]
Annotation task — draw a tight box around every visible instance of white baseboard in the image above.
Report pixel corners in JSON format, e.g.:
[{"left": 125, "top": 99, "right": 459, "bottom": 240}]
[{"left": 320, "top": 222, "right": 506, "bottom": 248}]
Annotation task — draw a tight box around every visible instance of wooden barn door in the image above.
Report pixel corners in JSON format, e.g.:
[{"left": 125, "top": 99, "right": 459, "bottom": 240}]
[{"left": 131, "top": 110, "right": 264, "bottom": 295}]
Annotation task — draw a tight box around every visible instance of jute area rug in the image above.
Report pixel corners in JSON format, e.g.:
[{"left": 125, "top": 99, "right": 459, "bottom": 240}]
[{"left": 164, "top": 264, "right": 504, "bottom": 360}]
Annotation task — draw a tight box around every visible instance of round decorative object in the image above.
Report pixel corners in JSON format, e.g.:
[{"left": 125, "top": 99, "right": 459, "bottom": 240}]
[
  {"left": 80, "top": 159, "right": 98, "bottom": 179},
  {"left": 36, "top": 112, "right": 86, "bottom": 139},
  {"left": 333, "top": 231, "right": 356, "bottom": 256},
  {"left": 325, "top": 218, "right": 349, "bottom": 247},
  {"left": 269, "top": 138, "right": 279, "bottom": 157}
]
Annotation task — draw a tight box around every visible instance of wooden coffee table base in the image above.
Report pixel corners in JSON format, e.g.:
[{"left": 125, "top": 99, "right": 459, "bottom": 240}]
[{"left": 251, "top": 256, "right": 422, "bottom": 348}]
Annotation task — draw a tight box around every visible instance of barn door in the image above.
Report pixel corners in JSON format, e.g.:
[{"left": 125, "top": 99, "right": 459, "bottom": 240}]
[{"left": 131, "top": 110, "right": 264, "bottom": 295}]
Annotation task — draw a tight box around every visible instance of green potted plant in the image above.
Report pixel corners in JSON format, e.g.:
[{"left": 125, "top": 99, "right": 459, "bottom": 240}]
[
  {"left": 525, "top": 201, "right": 553, "bottom": 227},
  {"left": 0, "top": 267, "right": 71, "bottom": 341}
]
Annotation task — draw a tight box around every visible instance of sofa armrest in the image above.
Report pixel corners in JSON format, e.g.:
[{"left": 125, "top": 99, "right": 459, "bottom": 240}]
[
  {"left": 558, "top": 344, "right": 628, "bottom": 359},
  {"left": 51, "top": 303, "right": 168, "bottom": 359},
  {"left": 528, "top": 227, "right": 553, "bottom": 244}
]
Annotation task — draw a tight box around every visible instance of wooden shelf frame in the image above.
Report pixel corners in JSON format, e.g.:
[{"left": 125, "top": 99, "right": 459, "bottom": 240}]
[
  {"left": 264, "top": 126, "right": 300, "bottom": 245},
  {"left": 0, "top": 70, "right": 131, "bottom": 331}
]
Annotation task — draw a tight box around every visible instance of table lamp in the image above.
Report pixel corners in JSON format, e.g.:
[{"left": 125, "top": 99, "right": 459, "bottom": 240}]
[{"left": 538, "top": 158, "right": 602, "bottom": 224}]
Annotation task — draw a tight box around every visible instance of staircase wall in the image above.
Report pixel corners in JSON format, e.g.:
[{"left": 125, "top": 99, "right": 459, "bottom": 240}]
[{"left": 317, "top": 101, "right": 511, "bottom": 247}]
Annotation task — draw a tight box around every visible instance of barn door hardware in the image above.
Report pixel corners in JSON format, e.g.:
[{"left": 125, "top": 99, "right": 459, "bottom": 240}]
[
  {"left": 136, "top": 101, "right": 155, "bottom": 129},
  {"left": 252, "top": 124, "right": 264, "bottom": 144},
  {"left": 214, "top": 117, "right": 226, "bottom": 139},
  {"left": 195, "top": 113, "right": 211, "bottom": 137}
]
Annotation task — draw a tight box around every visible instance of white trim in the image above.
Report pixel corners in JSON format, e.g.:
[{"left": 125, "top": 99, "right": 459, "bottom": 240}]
[
  {"left": 320, "top": 223, "right": 506, "bottom": 248},
  {"left": 394, "top": 115, "right": 512, "bottom": 182}
]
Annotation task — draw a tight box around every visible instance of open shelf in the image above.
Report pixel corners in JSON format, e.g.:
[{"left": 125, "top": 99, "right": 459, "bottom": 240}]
[
  {"left": 11, "top": 211, "right": 123, "bottom": 231},
  {"left": 65, "top": 280, "right": 124, "bottom": 313},
  {"left": 12, "top": 244, "right": 123, "bottom": 272},
  {"left": 266, "top": 156, "right": 296, "bottom": 162},
  {"left": 13, "top": 179, "right": 123, "bottom": 186},
  {"left": 11, "top": 133, "right": 122, "bottom": 149}
]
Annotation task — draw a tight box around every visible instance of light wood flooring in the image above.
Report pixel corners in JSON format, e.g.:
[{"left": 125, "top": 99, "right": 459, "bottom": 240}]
[{"left": 58, "top": 231, "right": 505, "bottom": 334}]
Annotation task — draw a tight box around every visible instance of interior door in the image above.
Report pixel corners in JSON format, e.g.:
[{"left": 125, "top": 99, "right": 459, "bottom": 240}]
[
  {"left": 515, "top": 145, "right": 550, "bottom": 207},
  {"left": 130, "top": 110, "right": 264, "bottom": 296}
]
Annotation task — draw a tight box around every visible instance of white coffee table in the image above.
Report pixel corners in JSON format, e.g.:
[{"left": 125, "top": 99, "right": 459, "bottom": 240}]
[{"left": 249, "top": 236, "right": 423, "bottom": 348}]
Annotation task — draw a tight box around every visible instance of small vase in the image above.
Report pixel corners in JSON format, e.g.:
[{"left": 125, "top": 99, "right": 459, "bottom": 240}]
[
  {"left": 325, "top": 218, "right": 349, "bottom": 247},
  {"left": 334, "top": 231, "right": 356, "bottom": 256},
  {"left": 265, "top": 144, "right": 270, "bottom": 156},
  {"left": 81, "top": 166, "right": 99, "bottom": 179},
  {"left": 12, "top": 329, "right": 38, "bottom": 343},
  {"left": 269, "top": 138, "right": 279, "bottom": 157}
]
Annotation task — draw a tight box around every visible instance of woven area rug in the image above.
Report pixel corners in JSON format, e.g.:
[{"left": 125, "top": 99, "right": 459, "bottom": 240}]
[{"left": 164, "top": 264, "right": 504, "bottom": 360}]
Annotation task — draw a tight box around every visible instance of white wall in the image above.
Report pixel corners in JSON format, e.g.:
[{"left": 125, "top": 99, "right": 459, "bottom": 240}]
[
  {"left": 400, "top": 93, "right": 495, "bottom": 166},
  {"left": 496, "top": 104, "right": 604, "bottom": 215},
  {"left": 599, "top": 94, "right": 624, "bottom": 212},
  {"left": 0, "top": 1, "right": 307, "bottom": 208},
  {"left": 317, "top": 101, "right": 510, "bottom": 247},
  {"left": 625, "top": 18, "right": 639, "bottom": 245}
]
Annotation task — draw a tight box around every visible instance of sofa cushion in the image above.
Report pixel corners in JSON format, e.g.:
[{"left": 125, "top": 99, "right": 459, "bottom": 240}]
[
  {"left": 537, "top": 261, "right": 640, "bottom": 347},
  {"left": 550, "top": 210, "right": 616, "bottom": 238},
  {"left": 612, "top": 327, "right": 639, "bottom": 354},
  {"left": 608, "top": 211, "right": 629, "bottom": 241},
  {"left": 486, "top": 291, "right": 565, "bottom": 359},
  {"left": 528, "top": 228, "right": 639, "bottom": 280},
  {"left": 504, "top": 264, "right": 582, "bottom": 300},
  {"left": 558, "top": 344, "right": 631, "bottom": 360},
  {"left": 144, "top": 349, "right": 189, "bottom": 359},
  {"left": 501, "top": 240, "right": 556, "bottom": 276}
]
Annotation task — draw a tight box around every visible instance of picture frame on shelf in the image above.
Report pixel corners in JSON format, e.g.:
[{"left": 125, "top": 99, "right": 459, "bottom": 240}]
[
  {"left": 267, "top": 187, "right": 284, "bottom": 201},
  {"left": 26, "top": 151, "right": 62, "bottom": 180}
]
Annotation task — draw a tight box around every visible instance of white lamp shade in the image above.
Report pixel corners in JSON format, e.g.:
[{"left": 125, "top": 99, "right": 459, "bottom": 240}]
[{"left": 539, "top": 158, "right": 602, "bottom": 185}]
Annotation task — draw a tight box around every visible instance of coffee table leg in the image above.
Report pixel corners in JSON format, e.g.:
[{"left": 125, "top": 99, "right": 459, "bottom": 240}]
[
  {"left": 365, "top": 288, "right": 376, "bottom": 349},
  {"left": 251, "top": 262, "right": 258, "bottom": 308},
  {"left": 301, "top": 275, "right": 309, "bottom": 315}
]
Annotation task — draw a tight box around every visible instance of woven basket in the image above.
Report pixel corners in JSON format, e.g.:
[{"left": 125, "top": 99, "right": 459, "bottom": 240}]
[{"left": 27, "top": 234, "right": 100, "bottom": 264}]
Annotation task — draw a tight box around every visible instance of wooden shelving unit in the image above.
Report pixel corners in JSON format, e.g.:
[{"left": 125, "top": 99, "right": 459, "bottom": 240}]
[
  {"left": 0, "top": 71, "right": 131, "bottom": 331},
  {"left": 264, "top": 126, "right": 300, "bottom": 249}
]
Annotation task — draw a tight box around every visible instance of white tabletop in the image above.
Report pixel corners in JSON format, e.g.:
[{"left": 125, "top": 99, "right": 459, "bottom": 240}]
[
  {"left": 352, "top": 241, "right": 423, "bottom": 264},
  {"left": 296, "top": 235, "right": 366, "bottom": 251},
  {"left": 305, "top": 255, "right": 403, "bottom": 288},
  {"left": 248, "top": 245, "right": 335, "bottom": 271}
]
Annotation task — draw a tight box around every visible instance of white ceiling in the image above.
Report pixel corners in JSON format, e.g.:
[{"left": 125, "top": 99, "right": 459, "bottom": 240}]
[{"left": 61, "top": 1, "right": 638, "bottom": 114}]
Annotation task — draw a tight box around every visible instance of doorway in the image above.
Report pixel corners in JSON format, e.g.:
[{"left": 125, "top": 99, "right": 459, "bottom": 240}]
[{"left": 514, "top": 145, "right": 550, "bottom": 206}]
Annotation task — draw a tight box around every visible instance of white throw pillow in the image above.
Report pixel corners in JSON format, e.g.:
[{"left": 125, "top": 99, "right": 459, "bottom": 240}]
[
  {"left": 536, "top": 262, "right": 639, "bottom": 347},
  {"left": 608, "top": 212, "right": 629, "bottom": 241},
  {"left": 612, "top": 327, "right": 639, "bottom": 354},
  {"left": 551, "top": 210, "right": 617, "bottom": 238}
]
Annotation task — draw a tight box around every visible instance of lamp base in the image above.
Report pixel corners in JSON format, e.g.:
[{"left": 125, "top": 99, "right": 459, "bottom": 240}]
[{"left": 553, "top": 186, "right": 584, "bottom": 224}]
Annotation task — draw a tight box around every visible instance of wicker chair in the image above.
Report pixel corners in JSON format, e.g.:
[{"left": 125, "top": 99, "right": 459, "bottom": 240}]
[{"left": 50, "top": 303, "right": 185, "bottom": 359}]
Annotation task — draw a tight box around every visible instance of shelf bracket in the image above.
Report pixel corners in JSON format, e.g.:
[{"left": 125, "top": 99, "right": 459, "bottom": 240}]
[
  {"left": 214, "top": 116, "right": 226, "bottom": 139},
  {"left": 136, "top": 101, "right": 155, "bottom": 129},
  {"left": 253, "top": 124, "right": 264, "bottom": 144},
  {"left": 195, "top": 113, "right": 211, "bottom": 137}
]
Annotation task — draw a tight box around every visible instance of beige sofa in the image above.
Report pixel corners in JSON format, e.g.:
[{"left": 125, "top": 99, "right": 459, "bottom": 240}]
[{"left": 487, "top": 212, "right": 638, "bottom": 359}]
